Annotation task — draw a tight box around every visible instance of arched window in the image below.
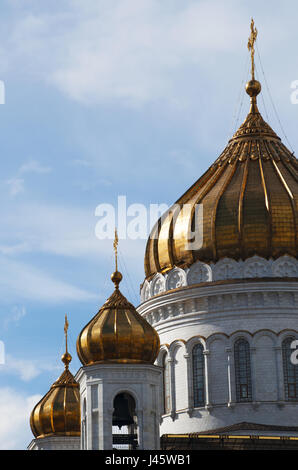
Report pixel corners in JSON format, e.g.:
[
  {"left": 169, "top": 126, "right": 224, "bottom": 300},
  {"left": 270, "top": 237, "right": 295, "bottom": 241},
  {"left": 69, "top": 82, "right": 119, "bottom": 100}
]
[
  {"left": 234, "top": 338, "right": 252, "bottom": 402},
  {"left": 282, "top": 337, "right": 298, "bottom": 401},
  {"left": 192, "top": 343, "right": 205, "bottom": 407},
  {"left": 163, "top": 354, "right": 171, "bottom": 414},
  {"left": 112, "top": 393, "right": 138, "bottom": 450}
]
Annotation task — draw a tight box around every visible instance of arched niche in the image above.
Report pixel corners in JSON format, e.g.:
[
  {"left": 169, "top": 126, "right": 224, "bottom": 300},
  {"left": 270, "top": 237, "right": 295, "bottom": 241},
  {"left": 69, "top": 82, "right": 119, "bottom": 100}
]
[{"left": 112, "top": 392, "right": 138, "bottom": 450}]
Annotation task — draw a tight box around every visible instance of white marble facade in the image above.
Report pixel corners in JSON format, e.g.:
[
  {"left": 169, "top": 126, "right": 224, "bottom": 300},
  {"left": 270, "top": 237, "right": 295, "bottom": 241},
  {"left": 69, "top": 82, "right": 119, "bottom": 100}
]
[
  {"left": 28, "top": 436, "right": 80, "bottom": 450},
  {"left": 75, "top": 363, "right": 162, "bottom": 450},
  {"left": 138, "top": 255, "right": 298, "bottom": 436}
]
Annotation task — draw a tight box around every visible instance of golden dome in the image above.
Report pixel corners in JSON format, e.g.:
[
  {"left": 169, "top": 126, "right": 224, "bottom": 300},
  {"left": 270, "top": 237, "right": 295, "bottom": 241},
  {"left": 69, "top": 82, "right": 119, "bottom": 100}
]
[
  {"left": 30, "top": 318, "right": 80, "bottom": 439},
  {"left": 77, "top": 270, "right": 160, "bottom": 365},
  {"left": 145, "top": 76, "right": 298, "bottom": 279}
]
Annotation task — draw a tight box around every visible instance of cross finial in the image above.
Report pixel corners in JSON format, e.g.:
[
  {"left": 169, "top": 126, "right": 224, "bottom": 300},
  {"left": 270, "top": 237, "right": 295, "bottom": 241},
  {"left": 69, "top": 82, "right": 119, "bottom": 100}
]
[
  {"left": 111, "top": 228, "right": 122, "bottom": 288},
  {"left": 113, "top": 228, "right": 119, "bottom": 272},
  {"left": 248, "top": 18, "right": 258, "bottom": 80},
  {"left": 64, "top": 314, "right": 69, "bottom": 353},
  {"left": 62, "top": 314, "right": 72, "bottom": 369}
]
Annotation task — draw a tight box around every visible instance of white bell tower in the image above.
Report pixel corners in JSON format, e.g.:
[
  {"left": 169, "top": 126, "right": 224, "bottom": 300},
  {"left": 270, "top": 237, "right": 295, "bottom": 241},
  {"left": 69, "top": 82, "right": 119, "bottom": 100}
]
[
  {"left": 76, "top": 232, "right": 162, "bottom": 450},
  {"left": 76, "top": 363, "right": 161, "bottom": 449}
]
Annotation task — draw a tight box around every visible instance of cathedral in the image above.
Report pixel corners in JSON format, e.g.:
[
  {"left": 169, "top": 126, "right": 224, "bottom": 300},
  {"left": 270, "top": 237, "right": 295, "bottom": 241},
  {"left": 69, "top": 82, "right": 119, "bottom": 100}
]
[{"left": 28, "top": 21, "right": 298, "bottom": 451}]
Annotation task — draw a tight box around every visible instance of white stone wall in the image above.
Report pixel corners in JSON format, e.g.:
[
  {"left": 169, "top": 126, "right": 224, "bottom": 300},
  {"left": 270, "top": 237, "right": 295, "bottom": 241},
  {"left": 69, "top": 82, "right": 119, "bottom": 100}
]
[
  {"left": 139, "top": 279, "right": 298, "bottom": 341},
  {"left": 138, "top": 274, "right": 298, "bottom": 435},
  {"left": 254, "top": 334, "right": 277, "bottom": 402},
  {"left": 209, "top": 338, "right": 227, "bottom": 405},
  {"left": 173, "top": 345, "right": 188, "bottom": 412},
  {"left": 75, "top": 363, "right": 162, "bottom": 450},
  {"left": 27, "top": 436, "right": 80, "bottom": 450}
]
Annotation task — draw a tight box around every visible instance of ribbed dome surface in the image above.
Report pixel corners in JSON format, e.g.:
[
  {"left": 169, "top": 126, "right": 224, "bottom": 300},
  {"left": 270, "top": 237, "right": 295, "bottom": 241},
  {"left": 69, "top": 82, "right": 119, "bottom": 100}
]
[
  {"left": 77, "top": 272, "right": 160, "bottom": 365},
  {"left": 30, "top": 366, "right": 80, "bottom": 438},
  {"left": 145, "top": 96, "right": 298, "bottom": 279}
]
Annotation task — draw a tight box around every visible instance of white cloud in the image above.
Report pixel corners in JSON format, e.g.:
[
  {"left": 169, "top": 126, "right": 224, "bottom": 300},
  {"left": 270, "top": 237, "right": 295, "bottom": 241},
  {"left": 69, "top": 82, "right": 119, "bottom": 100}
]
[
  {"left": 0, "top": 200, "right": 145, "bottom": 303},
  {"left": 0, "top": 352, "right": 61, "bottom": 382},
  {"left": 6, "top": 178, "right": 24, "bottom": 197},
  {"left": 0, "top": 242, "right": 31, "bottom": 256},
  {"left": 0, "top": 201, "right": 145, "bottom": 260},
  {"left": 3, "top": 305, "right": 26, "bottom": 329},
  {"left": 3, "top": 354, "right": 40, "bottom": 381},
  {"left": 5, "top": 160, "right": 51, "bottom": 198},
  {"left": 19, "top": 160, "right": 51, "bottom": 175},
  {"left": 2, "top": 0, "right": 295, "bottom": 108},
  {"left": 49, "top": 0, "right": 248, "bottom": 106},
  {"left": 0, "top": 387, "right": 41, "bottom": 449},
  {"left": 0, "top": 255, "right": 97, "bottom": 302}
]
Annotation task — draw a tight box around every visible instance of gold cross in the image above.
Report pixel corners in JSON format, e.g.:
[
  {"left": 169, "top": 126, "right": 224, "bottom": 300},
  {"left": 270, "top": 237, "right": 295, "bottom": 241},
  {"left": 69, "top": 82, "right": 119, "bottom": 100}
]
[
  {"left": 113, "top": 228, "right": 119, "bottom": 271},
  {"left": 64, "top": 314, "right": 69, "bottom": 353},
  {"left": 247, "top": 18, "right": 258, "bottom": 80}
]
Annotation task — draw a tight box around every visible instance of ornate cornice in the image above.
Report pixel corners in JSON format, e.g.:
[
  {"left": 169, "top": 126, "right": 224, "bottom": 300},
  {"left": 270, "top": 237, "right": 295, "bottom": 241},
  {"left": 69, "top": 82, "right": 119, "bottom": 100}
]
[{"left": 141, "top": 255, "right": 298, "bottom": 302}]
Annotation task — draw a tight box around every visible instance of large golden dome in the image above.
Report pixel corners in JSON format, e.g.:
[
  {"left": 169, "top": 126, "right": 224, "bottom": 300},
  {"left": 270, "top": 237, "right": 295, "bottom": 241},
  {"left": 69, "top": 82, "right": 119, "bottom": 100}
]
[
  {"left": 145, "top": 79, "right": 298, "bottom": 279},
  {"left": 77, "top": 270, "right": 160, "bottom": 365},
  {"left": 30, "top": 335, "right": 80, "bottom": 439}
]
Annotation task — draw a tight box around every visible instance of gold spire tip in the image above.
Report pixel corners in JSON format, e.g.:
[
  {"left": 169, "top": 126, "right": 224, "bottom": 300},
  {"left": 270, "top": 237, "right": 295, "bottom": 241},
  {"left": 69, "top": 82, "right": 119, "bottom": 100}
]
[
  {"left": 246, "top": 18, "right": 261, "bottom": 108},
  {"left": 62, "top": 314, "right": 72, "bottom": 368},
  {"left": 248, "top": 18, "right": 258, "bottom": 81},
  {"left": 113, "top": 227, "right": 119, "bottom": 271},
  {"left": 111, "top": 228, "right": 122, "bottom": 288}
]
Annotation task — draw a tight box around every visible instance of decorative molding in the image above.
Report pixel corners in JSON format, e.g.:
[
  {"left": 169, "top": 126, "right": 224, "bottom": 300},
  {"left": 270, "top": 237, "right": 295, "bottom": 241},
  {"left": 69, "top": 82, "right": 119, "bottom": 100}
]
[
  {"left": 140, "top": 284, "right": 298, "bottom": 329},
  {"left": 140, "top": 255, "right": 298, "bottom": 302}
]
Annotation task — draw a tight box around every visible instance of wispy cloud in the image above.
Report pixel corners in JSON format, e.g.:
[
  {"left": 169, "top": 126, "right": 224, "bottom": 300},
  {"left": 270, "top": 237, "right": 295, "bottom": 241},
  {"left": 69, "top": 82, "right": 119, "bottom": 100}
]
[
  {"left": 0, "top": 353, "right": 61, "bottom": 382},
  {"left": 0, "top": 255, "right": 97, "bottom": 302},
  {"left": 0, "top": 200, "right": 145, "bottom": 303},
  {"left": 3, "top": 305, "right": 26, "bottom": 329},
  {"left": 6, "top": 178, "right": 24, "bottom": 197},
  {"left": 5, "top": 160, "right": 51, "bottom": 198},
  {"left": 0, "top": 387, "right": 42, "bottom": 449},
  {"left": 0, "top": 201, "right": 145, "bottom": 260},
  {"left": 2, "top": 0, "right": 294, "bottom": 109},
  {"left": 19, "top": 160, "right": 51, "bottom": 175},
  {"left": 2, "top": 354, "right": 41, "bottom": 381},
  {"left": 48, "top": 0, "right": 249, "bottom": 106}
]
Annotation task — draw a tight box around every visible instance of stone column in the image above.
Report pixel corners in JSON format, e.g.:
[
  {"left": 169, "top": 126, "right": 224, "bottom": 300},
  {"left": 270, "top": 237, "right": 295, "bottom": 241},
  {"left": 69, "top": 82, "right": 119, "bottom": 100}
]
[
  {"left": 203, "top": 349, "right": 211, "bottom": 409},
  {"left": 136, "top": 407, "right": 144, "bottom": 449},
  {"left": 274, "top": 346, "right": 284, "bottom": 402},
  {"left": 225, "top": 347, "right": 235, "bottom": 407},
  {"left": 86, "top": 384, "right": 93, "bottom": 450},
  {"left": 250, "top": 347, "right": 257, "bottom": 403},
  {"left": 184, "top": 353, "right": 193, "bottom": 414},
  {"left": 168, "top": 357, "right": 176, "bottom": 419}
]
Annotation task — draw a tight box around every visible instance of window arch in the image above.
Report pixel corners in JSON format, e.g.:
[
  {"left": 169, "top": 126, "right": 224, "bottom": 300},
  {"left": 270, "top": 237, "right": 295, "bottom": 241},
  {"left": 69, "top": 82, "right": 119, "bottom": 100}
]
[
  {"left": 234, "top": 338, "right": 252, "bottom": 402},
  {"left": 162, "top": 353, "right": 171, "bottom": 414},
  {"left": 282, "top": 337, "right": 298, "bottom": 401},
  {"left": 192, "top": 343, "right": 205, "bottom": 407},
  {"left": 112, "top": 392, "right": 138, "bottom": 450}
]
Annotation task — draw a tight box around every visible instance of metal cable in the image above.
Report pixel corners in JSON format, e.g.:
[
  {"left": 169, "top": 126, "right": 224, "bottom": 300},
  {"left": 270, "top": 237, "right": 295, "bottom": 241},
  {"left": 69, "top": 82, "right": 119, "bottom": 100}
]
[
  {"left": 230, "top": 53, "right": 250, "bottom": 137},
  {"left": 255, "top": 64, "right": 270, "bottom": 122},
  {"left": 118, "top": 248, "right": 139, "bottom": 305},
  {"left": 256, "top": 42, "right": 294, "bottom": 152}
]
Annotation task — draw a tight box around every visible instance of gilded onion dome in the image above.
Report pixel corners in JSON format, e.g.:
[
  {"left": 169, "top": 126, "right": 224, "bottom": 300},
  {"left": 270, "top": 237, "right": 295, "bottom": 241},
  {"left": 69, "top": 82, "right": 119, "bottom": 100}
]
[
  {"left": 145, "top": 36, "right": 298, "bottom": 279},
  {"left": 77, "top": 269, "right": 160, "bottom": 365},
  {"left": 30, "top": 317, "right": 80, "bottom": 438}
]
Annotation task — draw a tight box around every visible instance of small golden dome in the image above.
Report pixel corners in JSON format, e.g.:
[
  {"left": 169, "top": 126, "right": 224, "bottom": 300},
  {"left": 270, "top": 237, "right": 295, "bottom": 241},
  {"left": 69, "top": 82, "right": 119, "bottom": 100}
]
[
  {"left": 77, "top": 271, "right": 160, "bottom": 365},
  {"left": 30, "top": 318, "right": 80, "bottom": 439},
  {"left": 144, "top": 80, "right": 298, "bottom": 279}
]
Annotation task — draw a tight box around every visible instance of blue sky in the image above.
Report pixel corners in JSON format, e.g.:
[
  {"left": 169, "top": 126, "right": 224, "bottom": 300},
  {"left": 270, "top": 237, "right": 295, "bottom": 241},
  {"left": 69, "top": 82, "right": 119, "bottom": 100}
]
[{"left": 0, "top": 0, "right": 298, "bottom": 449}]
